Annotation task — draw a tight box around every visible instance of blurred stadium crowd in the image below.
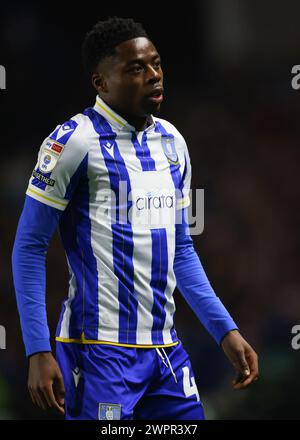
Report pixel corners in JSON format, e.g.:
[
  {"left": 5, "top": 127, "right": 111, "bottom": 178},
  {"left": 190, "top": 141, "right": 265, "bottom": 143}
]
[{"left": 0, "top": 0, "right": 299, "bottom": 419}]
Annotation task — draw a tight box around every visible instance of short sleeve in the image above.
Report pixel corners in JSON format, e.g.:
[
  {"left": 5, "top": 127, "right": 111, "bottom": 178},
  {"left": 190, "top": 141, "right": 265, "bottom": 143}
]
[{"left": 26, "top": 118, "right": 88, "bottom": 211}]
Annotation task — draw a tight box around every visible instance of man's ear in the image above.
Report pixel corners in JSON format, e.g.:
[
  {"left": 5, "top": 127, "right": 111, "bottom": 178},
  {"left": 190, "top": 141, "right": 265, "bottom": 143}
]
[{"left": 91, "top": 72, "right": 108, "bottom": 94}]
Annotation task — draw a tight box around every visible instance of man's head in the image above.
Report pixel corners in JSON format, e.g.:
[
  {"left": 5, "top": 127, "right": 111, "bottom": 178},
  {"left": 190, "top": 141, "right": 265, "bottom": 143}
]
[{"left": 82, "top": 17, "right": 164, "bottom": 123}]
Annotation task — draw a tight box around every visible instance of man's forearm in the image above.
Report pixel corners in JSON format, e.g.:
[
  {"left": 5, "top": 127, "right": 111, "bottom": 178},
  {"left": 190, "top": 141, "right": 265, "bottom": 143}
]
[
  {"left": 12, "top": 196, "right": 61, "bottom": 356},
  {"left": 174, "top": 210, "right": 238, "bottom": 344}
]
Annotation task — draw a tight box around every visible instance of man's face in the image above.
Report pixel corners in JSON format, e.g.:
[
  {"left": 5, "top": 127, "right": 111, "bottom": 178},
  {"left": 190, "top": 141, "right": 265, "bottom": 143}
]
[{"left": 94, "top": 37, "right": 164, "bottom": 118}]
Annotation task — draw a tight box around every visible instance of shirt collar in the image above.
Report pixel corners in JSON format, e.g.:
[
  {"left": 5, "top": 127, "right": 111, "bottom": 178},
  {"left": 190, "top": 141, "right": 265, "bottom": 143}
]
[{"left": 93, "top": 95, "right": 155, "bottom": 133}]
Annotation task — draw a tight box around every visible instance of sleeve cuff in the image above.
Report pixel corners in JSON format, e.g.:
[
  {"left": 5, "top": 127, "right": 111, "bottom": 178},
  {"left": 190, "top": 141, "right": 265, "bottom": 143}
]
[
  {"left": 211, "top": 320, "right": 239, "bottom": 345},
  {"left": 25, "top": 338, "right": 52, "bottom": 357}
]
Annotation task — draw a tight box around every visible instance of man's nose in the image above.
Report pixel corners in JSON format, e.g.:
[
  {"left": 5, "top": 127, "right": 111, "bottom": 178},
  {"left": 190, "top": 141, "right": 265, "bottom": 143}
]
[{"left": 146, "top": 65, "right": 162, "bottom": 83}]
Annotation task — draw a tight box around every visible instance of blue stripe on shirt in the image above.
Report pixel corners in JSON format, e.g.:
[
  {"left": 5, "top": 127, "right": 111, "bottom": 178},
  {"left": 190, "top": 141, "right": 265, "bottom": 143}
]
[
  {"left": 150, "top": 228, "right": 169, "bottom": 344},
  {"left": 58, "top": 153, "right": 99, "bottom": 340},
  {"left": 84, "top": 107, "right": 137, "bottom": 344},
  {"left": 131, "top": 131, "right": 156, "bottom": 171}
]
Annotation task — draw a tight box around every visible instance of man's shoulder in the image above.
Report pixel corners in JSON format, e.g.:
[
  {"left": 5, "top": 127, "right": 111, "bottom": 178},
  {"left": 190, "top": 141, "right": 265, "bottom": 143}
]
[
  {"left": 153, "top": 116, "right": 187, "bottom": 146},
  {"left": 154, "top": 116, "right": 185, "bottom": 138},
  {"left": 47, "top": 111, "right": 92, "bottom": 152}
]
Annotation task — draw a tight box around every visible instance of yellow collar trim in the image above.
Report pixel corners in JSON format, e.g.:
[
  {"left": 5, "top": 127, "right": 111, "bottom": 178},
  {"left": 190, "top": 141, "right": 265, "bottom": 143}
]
[{"left": 95, "top": 96, "right": 127, "bottom": 129}]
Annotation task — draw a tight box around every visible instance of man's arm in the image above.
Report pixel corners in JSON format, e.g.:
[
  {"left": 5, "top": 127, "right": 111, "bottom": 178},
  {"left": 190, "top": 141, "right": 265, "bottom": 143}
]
[
  {"left": 12, "top": 195, "right": 61, "bottom": 356},
  {"left": 174, "top": 208, "right": 259, "bottom": 389},
  {"left": 12, "top": 117, "right": 88, "bottom": 413},
  {"left": 12, "top": 195, "right": 65, "bottom": 413}
]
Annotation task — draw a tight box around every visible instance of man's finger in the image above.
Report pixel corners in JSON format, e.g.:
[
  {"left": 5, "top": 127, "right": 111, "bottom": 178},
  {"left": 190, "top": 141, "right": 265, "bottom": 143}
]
[
  {"left": 32, "top": 390, "right": 44, "bottom": 409},
  {"left": 42, "top": 384, "right": 65, "bottom": 414},
  {"left": 28, "top": 388, "right": 38, "bottom": 407},
  {"left": 235, "top": 350, "right": 259, "bottom": 387},
  {"left": 234, "top": 350, "right": 250, "bottom": 377},
  {"left": 233, "top": 372, "right": 258, "bottom": 389},
  {"left": 53, "top": 374, "right": 66, "bottom": 407},
  {"left": 40, "top": 386, "right": 53, "bottom": 409},
  {"left": 246, "top": 350, "right": 259, "bottom": 378},
  {"left": 233, "top": 353, "right": 259, "bottom": 389},
  {"left": 232, "top": 371, "right": 248, "bottom": 385},
  {"left": 35, "top": 389, "right": 48, "bottom": 410}
]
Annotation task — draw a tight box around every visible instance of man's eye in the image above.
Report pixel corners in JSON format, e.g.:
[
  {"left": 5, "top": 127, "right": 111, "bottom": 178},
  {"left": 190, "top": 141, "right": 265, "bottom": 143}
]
[{"left": 131, "top": 65, "right": 143, "bottom": 72}]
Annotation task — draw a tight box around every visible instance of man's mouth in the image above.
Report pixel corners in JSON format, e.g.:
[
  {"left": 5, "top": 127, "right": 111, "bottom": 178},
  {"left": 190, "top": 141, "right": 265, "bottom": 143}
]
[{"left": 146, "top": 87, "right": 164, "bottom": 104}]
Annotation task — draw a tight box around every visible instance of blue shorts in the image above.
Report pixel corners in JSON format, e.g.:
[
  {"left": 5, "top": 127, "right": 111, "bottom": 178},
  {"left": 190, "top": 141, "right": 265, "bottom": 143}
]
[{"left": 55, "top": 340, "right": 205, "bottom": 420}]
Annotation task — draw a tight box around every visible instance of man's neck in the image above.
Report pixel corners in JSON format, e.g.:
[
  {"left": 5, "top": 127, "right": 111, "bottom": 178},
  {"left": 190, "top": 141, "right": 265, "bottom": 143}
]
[
  {"left": 99, "top": 96, "right": 151, "bottom": 131},
  {"left": 126, "top": 115, "right": 152, "bottom": 132},
  {"left": 111, "top": 106, "right": 151, "bottom": 131}
]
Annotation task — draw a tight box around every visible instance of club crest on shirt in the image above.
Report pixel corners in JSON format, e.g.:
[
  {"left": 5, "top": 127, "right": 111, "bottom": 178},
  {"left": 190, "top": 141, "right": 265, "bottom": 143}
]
[
  {"left": 98, "top": 403, "right": 121, "bottom": 420},
  {"left": 161, "top": 135, "right": 179, "bottom": 164},
  {"left": 38, "top": 138, "right": 65, "bottom": 173}
]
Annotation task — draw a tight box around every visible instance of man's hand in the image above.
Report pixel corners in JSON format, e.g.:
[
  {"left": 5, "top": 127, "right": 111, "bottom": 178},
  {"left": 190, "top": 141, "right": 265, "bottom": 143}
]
[
  {"left": 221, "top": 330, "right": 259, "bottom": 390},
  {"left": 28, "top": 352, "right": 65, "bottom": 415}
]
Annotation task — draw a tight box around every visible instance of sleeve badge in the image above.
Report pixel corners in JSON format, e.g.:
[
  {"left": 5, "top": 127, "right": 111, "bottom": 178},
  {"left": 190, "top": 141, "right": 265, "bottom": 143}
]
[{"left": 38, "top": 139, "right": 65, "bottom": 173}]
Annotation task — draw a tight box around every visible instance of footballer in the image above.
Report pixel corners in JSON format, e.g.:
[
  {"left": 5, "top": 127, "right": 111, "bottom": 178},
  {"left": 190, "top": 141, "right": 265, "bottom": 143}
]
[{"left": 12, "top": 17, "right": 258, "bottom": 420}]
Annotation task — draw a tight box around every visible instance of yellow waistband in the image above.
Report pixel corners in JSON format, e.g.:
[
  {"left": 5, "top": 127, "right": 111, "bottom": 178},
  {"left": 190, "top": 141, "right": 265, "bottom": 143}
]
[{"left": 55, "top": 335, "right": 179, "bottom": 349}]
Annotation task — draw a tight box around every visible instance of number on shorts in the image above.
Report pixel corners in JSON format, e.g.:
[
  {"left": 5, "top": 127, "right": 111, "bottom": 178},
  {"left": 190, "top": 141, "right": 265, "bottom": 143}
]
[{"left": 182, "top": 366, "right": 200, "bottom": 401}]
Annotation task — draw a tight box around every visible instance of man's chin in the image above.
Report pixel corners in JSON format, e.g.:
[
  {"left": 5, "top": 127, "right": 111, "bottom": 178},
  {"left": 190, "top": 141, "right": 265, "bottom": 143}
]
[
  {"left": 143, "top": 102, "right": 162, "bottom": 116},
  {"left": 152, "top": 104, "right": 162, "bottom": 116}
]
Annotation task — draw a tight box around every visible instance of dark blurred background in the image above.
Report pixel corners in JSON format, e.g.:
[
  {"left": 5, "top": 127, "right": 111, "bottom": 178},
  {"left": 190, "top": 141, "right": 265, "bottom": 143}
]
[{"left": 1, "top": 0, "right": 300, "bottom": 419}]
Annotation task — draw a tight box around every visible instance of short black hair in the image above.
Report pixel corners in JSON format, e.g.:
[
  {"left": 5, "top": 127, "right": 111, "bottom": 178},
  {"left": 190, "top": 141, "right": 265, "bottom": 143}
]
[{"left": 82, "top": 17, "right": 149, "bottom": 75}]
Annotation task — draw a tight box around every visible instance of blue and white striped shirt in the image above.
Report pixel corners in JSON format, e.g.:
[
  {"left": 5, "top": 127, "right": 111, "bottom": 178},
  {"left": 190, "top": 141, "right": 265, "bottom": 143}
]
[
  {"left": 26, "top": 95, "right": 192, "bottom": 347},
  {"left": 13, "top": 95, "right": 237, "bottom": 356}
]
